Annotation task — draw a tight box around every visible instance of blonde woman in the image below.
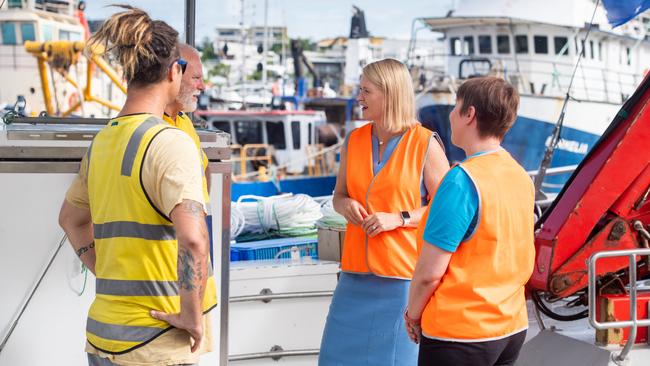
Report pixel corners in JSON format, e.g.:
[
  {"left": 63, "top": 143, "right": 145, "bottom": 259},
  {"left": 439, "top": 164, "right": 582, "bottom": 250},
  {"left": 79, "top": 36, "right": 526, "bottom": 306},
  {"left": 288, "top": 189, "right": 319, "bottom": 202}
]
[{"left": 319, "top": 59, "right": 449, "bottom": 366}]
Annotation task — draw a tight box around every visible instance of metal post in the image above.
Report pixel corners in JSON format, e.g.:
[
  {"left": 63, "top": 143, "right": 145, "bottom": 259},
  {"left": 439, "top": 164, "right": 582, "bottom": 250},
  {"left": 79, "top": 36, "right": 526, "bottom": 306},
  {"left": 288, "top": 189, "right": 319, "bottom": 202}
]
[
  {"left": 239, "top": 0, "right": 247, "bottom": 107},
  {"left": 184, "top": 0, "right": 196, "bottom": 47},
  {"left": 262, "top": 0, "right": 269, "bottom": 89},
  {"left": 615, "top": 254, "right": 638, "bottom": 363}
]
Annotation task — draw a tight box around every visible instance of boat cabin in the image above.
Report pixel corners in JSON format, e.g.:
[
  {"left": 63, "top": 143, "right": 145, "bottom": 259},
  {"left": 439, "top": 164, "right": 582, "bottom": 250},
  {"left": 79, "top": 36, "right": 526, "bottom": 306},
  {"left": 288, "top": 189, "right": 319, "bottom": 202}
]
[{"left": 195, "top": 110, "right": 327, "bottom": 175}]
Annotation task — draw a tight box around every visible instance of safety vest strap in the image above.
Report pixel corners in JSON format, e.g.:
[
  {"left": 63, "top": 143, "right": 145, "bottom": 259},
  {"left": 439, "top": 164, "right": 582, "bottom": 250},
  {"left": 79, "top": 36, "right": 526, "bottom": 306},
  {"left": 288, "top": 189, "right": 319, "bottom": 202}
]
[
  {"left": 93, "top": 221, "right": 175, "bottom": 241},
  {"left": 121, "top": 117, "right": 163, "bottom": 177}
]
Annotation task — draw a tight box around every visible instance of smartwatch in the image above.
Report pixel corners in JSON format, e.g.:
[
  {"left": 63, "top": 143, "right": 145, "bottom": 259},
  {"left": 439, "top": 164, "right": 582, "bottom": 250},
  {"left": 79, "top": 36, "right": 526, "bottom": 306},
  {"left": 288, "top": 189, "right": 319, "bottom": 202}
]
[{"left": 400, "top": 211, "right": 411, "bottom": 226}]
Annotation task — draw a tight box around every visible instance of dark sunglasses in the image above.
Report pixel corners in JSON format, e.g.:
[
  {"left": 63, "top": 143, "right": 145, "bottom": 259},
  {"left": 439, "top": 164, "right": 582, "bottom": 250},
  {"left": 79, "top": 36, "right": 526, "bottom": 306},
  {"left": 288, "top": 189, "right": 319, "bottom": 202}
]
[{"left": 170, "top": 58, "right": 188, "bottom": 74}]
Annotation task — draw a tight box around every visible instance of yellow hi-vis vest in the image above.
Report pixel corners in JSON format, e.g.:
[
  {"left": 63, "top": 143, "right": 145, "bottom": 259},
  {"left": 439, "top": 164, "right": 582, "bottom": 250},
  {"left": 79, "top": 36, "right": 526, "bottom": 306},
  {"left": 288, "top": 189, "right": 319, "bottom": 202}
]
[{"left": 86, "top": 114, "right": 217, "bottom": 354}]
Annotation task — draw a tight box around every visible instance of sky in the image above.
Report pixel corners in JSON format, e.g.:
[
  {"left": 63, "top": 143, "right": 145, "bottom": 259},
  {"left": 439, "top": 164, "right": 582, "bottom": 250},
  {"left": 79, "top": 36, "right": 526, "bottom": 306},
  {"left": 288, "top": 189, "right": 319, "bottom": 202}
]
[{"left": 84, "top": 0, "right": 453, "bottom": 43}]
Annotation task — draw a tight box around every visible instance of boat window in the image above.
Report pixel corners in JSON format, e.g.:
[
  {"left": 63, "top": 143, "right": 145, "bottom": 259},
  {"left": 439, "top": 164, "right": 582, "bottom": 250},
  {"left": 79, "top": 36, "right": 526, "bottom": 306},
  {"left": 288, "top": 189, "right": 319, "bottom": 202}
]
[
  {"left": 20, "top": 23, "right": 36, "bottom": 42},
  {"left": 534, "top": 36, "right": 548, "bottom": 54},
  {"left": 496, "top": 35, "right": 510, "bottom": 54},
  {"left": 59, "top": 30, "right": 82, "bottom": 41},
  {"left": 59, "top": 30, "right": 71, "bottom": 40},
  {"left": 291, "top": 121, "right": 300, "bottom": 149},
  {"left": 515, "top": 35, "right": 528, "bottom": 54},
  {"left": 554, "top": 36, "right": 568, "bottom": 56},
  {"left": 265, "top": 121, "right": 286, "bottom": 149},
  {"left": 212, "top": 120, "right": 231, "bottom": 134},
  {"left": 235, "top": 121, "right": 262, "bottom": 145},
  {"left": 463, "top": 36, "right": 475, "bottom": 55},
  {"left": 8, "top": 0, "right": 23, "bottom": 8},
  {"left": 478, "top": 35, "right": 492, "bottom": 54},
  {"left": 598, "top": 41, "right": 603, "bottom": 61},
  {"left": 42, "top": 25, "right": 54, "bottom": 41},
  {"left": 626, "top": 47, "right": 631, "bottom": 65},
  {"left": 1, "top": 22, "right": 17, "bottom": 45},
  {"left": 308, "top": 123, "right": 313, "bottom": 144},
  {"left": 589, "top": 40, "right": 595, "bottom": 59},
  {"left": 450, "top": 37, "right": 461, "bottom": 56}
]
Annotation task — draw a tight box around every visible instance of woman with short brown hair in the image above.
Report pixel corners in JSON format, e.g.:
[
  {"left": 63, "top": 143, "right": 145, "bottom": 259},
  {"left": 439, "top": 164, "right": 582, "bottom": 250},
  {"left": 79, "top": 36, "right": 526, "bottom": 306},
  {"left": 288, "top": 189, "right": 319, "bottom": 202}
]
[{"left": 406, "top": 76, "right": 534, "bottom": 366}]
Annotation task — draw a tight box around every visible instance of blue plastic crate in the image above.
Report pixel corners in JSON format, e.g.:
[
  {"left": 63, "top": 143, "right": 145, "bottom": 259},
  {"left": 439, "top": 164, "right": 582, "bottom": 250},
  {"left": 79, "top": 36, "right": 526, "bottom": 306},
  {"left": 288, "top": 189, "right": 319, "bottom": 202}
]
[{"left": 230, "top": 236, "right": 318, "bottom": 261}]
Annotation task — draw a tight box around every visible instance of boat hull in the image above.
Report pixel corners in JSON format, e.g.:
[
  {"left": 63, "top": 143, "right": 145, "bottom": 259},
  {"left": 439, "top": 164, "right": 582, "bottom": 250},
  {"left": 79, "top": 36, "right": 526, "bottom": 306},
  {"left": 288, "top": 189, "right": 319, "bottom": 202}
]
[{"left": 417, "top": 93, "right": 619, "bottom": 192}]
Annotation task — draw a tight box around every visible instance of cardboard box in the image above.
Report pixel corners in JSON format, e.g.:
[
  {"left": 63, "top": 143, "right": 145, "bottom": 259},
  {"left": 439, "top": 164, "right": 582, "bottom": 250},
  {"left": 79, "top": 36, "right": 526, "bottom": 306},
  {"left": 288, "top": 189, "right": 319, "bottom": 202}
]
[{"left": 317, "top": 228, "right": 345, "bottom": 262}]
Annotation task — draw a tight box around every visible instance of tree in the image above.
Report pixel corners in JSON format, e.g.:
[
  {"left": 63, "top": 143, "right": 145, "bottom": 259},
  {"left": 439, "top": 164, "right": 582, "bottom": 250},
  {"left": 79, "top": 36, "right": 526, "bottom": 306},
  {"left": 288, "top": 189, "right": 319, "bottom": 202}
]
[
  {"left": 209, "top": 63, "right": 230, "bottom": 79},
  {"left": 199, "top": 37, "right": 217, "bottom": 62},
  {"left": 290, "top": 38, "right": 316, "bottom": 52}
]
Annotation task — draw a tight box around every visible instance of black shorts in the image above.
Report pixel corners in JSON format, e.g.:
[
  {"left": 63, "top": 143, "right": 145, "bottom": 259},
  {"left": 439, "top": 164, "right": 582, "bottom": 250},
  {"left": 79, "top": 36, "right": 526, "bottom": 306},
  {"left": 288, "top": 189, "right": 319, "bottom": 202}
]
[{"left": 418, "top": 330, "right": 527, "bottom": 366}]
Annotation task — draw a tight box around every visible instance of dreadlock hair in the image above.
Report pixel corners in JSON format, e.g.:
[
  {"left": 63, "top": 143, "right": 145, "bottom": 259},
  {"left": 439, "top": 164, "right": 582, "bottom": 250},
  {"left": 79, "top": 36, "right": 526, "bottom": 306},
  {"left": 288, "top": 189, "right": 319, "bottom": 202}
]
[{"left": 86, "top": 5, "right": 179, "bottom": 85}]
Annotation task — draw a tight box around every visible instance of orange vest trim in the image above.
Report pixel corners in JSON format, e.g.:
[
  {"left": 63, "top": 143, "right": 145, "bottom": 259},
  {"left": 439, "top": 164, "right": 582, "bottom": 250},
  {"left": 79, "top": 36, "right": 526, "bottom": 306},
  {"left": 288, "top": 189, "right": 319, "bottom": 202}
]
[
  {"left": 417, "top": 149, "right": 535, "bottom": 341},
  {"left": 341, "top": 123, "right": 432, "bottom": 279}
]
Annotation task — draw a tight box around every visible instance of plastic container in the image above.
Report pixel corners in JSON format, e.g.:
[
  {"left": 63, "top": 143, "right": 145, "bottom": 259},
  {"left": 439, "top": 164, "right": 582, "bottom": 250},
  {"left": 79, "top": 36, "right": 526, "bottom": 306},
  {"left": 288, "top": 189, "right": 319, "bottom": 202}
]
[{"left": 230, "top": 236, "right": 318, "bottom": 261}]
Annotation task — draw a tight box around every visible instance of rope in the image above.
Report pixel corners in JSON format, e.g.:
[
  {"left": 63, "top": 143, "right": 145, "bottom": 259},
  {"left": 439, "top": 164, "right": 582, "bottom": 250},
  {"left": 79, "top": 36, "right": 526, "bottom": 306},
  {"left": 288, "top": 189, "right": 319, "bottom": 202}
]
[
  {"left": 233, "top": 194, "right": 323, "bottom": 240},
  {"left": 230, "top": 204, "right": 246, "bottom": 239},
  {"left": 316, "top": 197, "right": 347, "bottom": 230},
  {"left": 74, "top": 265, "right": 89, "bottom": 297}
]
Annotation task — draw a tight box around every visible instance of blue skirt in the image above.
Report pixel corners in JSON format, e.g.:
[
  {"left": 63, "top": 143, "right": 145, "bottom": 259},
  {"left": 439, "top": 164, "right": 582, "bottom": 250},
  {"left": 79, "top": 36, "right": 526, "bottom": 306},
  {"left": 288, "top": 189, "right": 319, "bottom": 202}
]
[{"left": 319, "top": 272, "right": 417, "bottom": 366}]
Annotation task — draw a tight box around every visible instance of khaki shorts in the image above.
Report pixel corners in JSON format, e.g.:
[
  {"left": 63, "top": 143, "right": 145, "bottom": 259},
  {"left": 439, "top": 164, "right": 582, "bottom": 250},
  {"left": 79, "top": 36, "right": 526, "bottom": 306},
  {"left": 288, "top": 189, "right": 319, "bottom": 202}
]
[{"left": 85, "top": 313, "right": 213, "bottom": 366}]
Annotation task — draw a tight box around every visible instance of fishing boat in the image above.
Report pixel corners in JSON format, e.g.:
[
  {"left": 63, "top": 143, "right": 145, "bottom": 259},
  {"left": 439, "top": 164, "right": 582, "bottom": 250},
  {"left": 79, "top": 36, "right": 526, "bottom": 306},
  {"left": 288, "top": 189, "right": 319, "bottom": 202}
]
[{"left": 411, "top": 0, "right": 650, "bottom": 193}]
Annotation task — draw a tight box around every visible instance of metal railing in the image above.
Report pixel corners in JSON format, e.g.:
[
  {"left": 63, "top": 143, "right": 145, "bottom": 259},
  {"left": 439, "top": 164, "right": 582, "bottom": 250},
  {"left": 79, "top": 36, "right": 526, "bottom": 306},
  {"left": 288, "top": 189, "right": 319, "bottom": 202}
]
[{"left": 588, "top": 248, "right": 650, "bottom": 364}]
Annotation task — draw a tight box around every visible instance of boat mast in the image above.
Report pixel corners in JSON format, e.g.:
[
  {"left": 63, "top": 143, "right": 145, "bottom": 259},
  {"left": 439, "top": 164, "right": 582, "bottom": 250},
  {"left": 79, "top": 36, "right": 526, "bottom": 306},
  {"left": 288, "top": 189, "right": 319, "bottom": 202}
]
[{"left": 533, "top": 0, "right": 600, "bottom": 199}]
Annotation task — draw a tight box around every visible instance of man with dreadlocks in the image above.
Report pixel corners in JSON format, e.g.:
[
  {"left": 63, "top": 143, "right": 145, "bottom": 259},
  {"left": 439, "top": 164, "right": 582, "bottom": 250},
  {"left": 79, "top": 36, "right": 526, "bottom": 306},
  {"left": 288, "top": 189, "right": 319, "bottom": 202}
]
[{"left": 58, "top": 6, "right": 217, "bottom": 365}]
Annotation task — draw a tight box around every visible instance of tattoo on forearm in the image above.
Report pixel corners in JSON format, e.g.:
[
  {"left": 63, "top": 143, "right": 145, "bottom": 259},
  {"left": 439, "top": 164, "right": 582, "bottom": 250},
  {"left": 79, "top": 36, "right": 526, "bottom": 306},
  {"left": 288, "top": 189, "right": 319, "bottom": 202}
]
[
  {"left": 178, "top": 248, "right": 197, "bottom": 291},
  {"left": 76, "top": 241, "right": 95, "bottom": 257},
  {"left": 181, "top": 200, "right": 204, "bottom": 218}
]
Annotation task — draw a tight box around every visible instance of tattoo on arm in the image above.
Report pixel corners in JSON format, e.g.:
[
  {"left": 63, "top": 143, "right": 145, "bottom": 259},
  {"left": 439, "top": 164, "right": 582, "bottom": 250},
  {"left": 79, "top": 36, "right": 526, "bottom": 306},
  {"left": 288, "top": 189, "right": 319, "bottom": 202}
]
[
  {"left": 178, "top": 248, "right": 197, "bottom": 291},
  {"left": 180, "top": 200, "right": 204, "bottom": 218},
  {"left": 76, "top": 241, "right": 95, "bottom": 257}
]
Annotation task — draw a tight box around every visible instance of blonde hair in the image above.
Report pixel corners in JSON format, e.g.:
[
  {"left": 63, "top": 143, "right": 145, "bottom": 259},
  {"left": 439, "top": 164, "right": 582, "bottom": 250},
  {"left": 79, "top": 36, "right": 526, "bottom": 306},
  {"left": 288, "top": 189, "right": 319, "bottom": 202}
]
[
  {"left": 86, "top": 5, "right": 179, "bottom": 84},
  {"left": 362, "top": 58, "right": 417, "bottom": 133}
]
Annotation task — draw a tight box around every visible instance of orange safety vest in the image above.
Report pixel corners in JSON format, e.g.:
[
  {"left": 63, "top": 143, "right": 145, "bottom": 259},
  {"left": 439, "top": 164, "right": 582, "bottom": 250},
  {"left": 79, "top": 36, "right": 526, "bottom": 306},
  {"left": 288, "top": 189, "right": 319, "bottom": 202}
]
[
  {"left": 417, "top": 149, "right": 535, "bottom": 341},
  {"left": 341, "top": 123, "right": 432, "bottom": 279}
]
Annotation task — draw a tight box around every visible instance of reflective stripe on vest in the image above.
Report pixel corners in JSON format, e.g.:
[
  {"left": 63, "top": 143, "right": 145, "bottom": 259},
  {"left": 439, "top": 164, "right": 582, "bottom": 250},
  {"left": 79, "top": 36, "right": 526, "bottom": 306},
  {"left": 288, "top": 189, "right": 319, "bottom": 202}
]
[
  {"left": 94, "top": 221, "right": 175, "bottom": 240},
  {"left": 86, "top": 114, "right": 218, "bottom": 354},
  {"left": 86, "top": 318, "right": 163, "bottom": 343},
  {"left": 96, "top": 279, "right": 179, "bottom": 296},
  {"left": 341, "top": 123, "right": 432, "bottom": 279},
  {"left": 417, "top": 149, "right": 535, "bottom": 341}
]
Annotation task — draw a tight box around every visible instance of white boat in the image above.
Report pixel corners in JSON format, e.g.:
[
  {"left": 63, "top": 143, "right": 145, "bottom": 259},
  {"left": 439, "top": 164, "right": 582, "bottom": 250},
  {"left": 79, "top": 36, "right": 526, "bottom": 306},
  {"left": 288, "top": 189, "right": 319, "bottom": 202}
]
[
  {"left": 412, "top": 0, "right": 650, "bottom": 193},
  {"left": 0, "top": 0, "right": 124, "bottom": 117}
]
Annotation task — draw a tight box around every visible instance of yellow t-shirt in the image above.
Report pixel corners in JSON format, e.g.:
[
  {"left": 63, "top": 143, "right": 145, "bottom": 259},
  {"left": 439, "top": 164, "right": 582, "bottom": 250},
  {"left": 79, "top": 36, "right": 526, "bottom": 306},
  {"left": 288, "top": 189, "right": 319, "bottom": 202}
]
[
  {"left": 65, "top": 114, "right": 212, "bottom": 364},
  {"left": 162, "top": 111, "right": 209, "bottom": 171},
  {"left": 66, "top": 122, "right": 205, "bottom": 216}
]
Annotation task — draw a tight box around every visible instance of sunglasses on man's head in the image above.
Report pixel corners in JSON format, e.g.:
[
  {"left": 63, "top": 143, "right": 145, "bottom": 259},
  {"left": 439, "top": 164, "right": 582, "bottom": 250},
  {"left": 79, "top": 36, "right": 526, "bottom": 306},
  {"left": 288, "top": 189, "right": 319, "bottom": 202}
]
[{"left": 170, "top": 58, "right": 188, "bottom": 74}]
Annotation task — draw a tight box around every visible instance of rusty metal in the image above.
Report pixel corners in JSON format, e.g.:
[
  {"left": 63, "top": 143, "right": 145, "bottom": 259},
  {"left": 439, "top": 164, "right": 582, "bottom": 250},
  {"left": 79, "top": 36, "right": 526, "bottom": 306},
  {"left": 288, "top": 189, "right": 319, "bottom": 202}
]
[{"left": 609, "top": 221, "right": 627, "bottom": 242}]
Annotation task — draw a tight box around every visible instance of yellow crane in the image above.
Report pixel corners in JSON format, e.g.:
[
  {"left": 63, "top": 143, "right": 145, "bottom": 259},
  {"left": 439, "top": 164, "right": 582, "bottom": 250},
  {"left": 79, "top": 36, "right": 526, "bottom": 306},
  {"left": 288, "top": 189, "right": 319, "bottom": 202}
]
[{"left": 24, "top": 40, "right": 126, "bottom": 117}]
